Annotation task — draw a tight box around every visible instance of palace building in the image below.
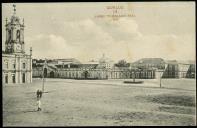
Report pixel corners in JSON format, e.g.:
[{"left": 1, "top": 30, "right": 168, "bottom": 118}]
[
  {"left": 32, "top": 56, "right": 195, "bottom": 80},
  {"left": 32, "top": 55, "right": 156, "bottom": 80},
  {"left": 2, "top": 5, "right": 32, "bottom": 84},
  {"left": 131, "top": 58, "right": 195, "bottom": 79}
]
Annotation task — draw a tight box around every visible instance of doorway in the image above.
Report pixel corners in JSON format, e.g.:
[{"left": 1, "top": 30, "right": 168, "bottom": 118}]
[
  {"left": 5, "top": 75, "right": 8, "bottom": 84},
  {"left": 22, "top": 73, "right": 25, "bottom": 83},
  {"left": 84, "top": 71, "right": 89, "bottom": 79},
  {"left": 50, "top": 71, "right": 55, "bottom": 78},
  {"left": 44, "top": 68, "right": 47, "bottom": 78},
  {"left": 12, "top": 74, "right": 15, "bottom": 83}
]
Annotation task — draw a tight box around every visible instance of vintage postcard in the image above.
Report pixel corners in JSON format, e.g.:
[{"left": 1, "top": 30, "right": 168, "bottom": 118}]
[{"left": 2, "top": 2, "right": 196, "bottom": 126}]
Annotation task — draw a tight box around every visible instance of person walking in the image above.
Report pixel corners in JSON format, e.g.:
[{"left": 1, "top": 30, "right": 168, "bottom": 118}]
[
  {"left": 36, "top": 89, "right": 42, "bottom": 111},
  {"left": 36, "top": 89, "right": 43, "bottom": 99},
  {"left": 39, "top": 90, "right": 43, "bottom": 98},
  {"left": 37, "top": 97, "right": 42, "bottom": 111},
  {"left": 36, "top": 89, "right": 40, "bottom": 99}
]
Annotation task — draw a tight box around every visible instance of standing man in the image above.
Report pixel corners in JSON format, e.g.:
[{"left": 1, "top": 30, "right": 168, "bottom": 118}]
[
  {"left": 36, "top": 89, "right": 42, "bottom": 111},
  {"left": 36, "top": 89, "right": 40, "bottom": 99},
  {"left": 37, "top": 97, "right": 42, "bottom": 111}
]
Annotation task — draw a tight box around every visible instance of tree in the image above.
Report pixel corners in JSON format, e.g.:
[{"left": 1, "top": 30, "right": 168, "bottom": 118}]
[{"left": 115, "top": 59, "right": 130, "bottom": 67}]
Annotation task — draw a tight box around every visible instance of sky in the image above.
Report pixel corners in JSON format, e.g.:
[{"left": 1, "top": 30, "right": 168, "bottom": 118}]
[{"left": 2, "top": 2, "right": 196, "bottom": 63}]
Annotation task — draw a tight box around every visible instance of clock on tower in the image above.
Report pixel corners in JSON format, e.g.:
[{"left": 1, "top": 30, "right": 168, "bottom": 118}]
[{"left": 16, "top": 44, "right": 22, "bottom": 51}]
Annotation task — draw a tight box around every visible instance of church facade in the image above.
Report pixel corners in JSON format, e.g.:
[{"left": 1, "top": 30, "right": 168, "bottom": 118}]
[{"left": 2, "top": 5, "right": 32, "bottom": 85}]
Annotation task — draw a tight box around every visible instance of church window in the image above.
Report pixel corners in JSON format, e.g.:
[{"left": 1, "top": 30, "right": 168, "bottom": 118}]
[
  {"left": 17, "top": 30, "right": 20, "bottom": 41},
  {"left": 13, "top": 63, "right": 16, "bottom": 69},
  {"left": 5, "top": 62, "right": 9, "bottom": 69},
  {"left": 8, "top": 30, "right": 11, "bottom": 41},
  {"left": 23, "top": 63, "right": 26, "bottom": 69}
]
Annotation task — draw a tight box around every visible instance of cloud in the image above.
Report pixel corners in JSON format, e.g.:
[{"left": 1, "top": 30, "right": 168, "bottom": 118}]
[
  {"left": 98, "top": 17, "right": 142, "bottom": 41},
  {"left": 21, "top": 18, "right": 197, "bottom": 62},
  {"left": 2, "top": 3, "right": 195, "bottom": 64},
  {"left": 25, "top": 34, "right": 77, "bottom": 59},
  {"left": 126, "top": 34, "right": 195, "bottom": 61},
  {"left": 62, "top": 19, "right": 114, "bottom": 47},
  {"left": 55, "top": 18, "right": 144, "bottom": 61}
]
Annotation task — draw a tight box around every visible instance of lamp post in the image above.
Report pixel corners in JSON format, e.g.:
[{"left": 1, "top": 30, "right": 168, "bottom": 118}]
[
  {"left": 133, "top": 69, "right": 136, "bottom": 82},
  {"left": 160, "top": 71, "right": 162, "bottom": 88},
  {"left": 30, "top": 47, "right": 32, "bottom": 83},
  {"left": 42, "top": 59, "right": 47, "bottom": 93},
  {"left": 129, "top": 66, "right": 135, "bottom": 82}
]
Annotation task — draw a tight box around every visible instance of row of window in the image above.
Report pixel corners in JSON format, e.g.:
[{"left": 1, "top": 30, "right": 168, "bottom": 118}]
[
  {"left": 4, "top": 62, "right": 26, "bottom": 69},
  {"left": 57, "top": 71, "right": 155, "bottom": 78},
  {"left": 4, "top": 73, "right": 26, "bottom": 84},
  {"left": 110, "top": 71, "right": 155, "bottom": 78}
]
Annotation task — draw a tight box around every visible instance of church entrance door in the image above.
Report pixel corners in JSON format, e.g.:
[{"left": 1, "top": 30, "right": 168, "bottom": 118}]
[
  {"left": 12, "top": 75, "right": 15, "bottom": 83},
  {"left": 5, "top": 75, "right": 8, "bottom": 84},
  {"left": 22, "top": 73, "right": 25, "bottom": 83}
]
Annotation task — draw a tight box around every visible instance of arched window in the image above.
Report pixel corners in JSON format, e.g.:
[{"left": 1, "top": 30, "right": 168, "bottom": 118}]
[
  {"left": 13, "top": 63, "right": 16, "bottom": 69},
  {"left": 17, "top": 30, "right": 20, "bottom": 41},
  {"left": 5, "top": 61, "right": 9, "bottom": 69},
  {"left": 23, "top": 63, "right": 26, "bottom": 69},
  {"left": 12, "top": 74, "right": 15, "bottom": 83},
  {"left": 5, "top": 74, "right": 8, "bottom": 83},
  {"left": 8, "top": 30, "right": 11, "bottom": 41}
]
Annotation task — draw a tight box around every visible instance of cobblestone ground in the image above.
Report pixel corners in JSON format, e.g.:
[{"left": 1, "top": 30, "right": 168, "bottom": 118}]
[{"left": 3, "top": 78, "right": 196, "bottom": 126}]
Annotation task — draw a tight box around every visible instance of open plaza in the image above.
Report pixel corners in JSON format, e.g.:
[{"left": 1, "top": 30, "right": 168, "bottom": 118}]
[{"left": 3, "top": 78, "right": 196, "bottom": 126}]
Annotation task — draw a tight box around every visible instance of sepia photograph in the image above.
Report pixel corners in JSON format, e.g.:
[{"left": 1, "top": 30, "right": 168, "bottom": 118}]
[{"left": 2, "top": 2, "right": 196, "bottom": 126}]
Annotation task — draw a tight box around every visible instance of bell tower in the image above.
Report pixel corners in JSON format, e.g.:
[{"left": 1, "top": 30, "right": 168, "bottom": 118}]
[{"left": 5, "top": 4, "right": 25, "bottom": 54}]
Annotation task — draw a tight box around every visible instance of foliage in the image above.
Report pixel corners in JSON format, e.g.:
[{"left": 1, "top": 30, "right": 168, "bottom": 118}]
[{"left": 115, "top": 59, "right": 130, "bottom": 67}]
